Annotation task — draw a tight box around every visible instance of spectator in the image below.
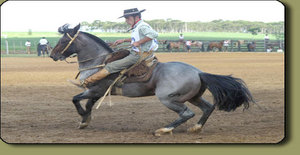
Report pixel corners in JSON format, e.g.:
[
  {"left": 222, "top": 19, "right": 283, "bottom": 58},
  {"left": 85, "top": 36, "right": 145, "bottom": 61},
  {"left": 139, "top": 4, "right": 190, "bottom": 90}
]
[
  {"left": 179, "top": 33, "right": 184, "bottom": 42},
  {"left": 264, "top": 34, "right": 270, "bottom": 52},
  {"left": 223, "top": 40, "right": 230, "bottom": 52},
  {"left": 264, "top": 34, "right": 270, "bottom": 43},
  {"left": 267, "top": 46, "right": 272, "bottom": 53},
  {"left": 39, "top": 37, "right": 49, "bottom": 57},
  {"left": 25, "top": 40, "right": 31, "bottom": 54},
  {"left": 185, "top": 40, "right": 192, "bottom": 53},
  {"left": 277, "top": 47, "right": 283, "bottom": 53}
]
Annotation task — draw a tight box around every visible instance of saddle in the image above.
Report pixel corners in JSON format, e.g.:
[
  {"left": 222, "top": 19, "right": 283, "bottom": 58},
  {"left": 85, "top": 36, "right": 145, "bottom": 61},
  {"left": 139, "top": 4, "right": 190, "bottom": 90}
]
[{"left": 104, "top": 49, "right": 158, "bottom": 83}]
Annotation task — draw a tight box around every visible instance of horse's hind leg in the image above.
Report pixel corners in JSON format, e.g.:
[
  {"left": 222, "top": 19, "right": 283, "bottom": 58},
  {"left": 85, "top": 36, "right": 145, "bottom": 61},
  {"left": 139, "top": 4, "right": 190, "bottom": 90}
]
[
  {"left": 154, "top": 99, "right": 195, "bottom": 136},
  {"left": 188, "top": 97, "right": 215, "bottom": 133}
]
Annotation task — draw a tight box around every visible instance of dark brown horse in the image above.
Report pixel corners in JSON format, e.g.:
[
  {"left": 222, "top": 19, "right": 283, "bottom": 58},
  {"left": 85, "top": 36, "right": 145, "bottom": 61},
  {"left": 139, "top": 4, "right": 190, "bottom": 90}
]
[
  {"left": 207, "top": 40, "right": 224, "bottom": 52},
  {"left": 247, "top": 41, "right": 256, "bottom": 51}
]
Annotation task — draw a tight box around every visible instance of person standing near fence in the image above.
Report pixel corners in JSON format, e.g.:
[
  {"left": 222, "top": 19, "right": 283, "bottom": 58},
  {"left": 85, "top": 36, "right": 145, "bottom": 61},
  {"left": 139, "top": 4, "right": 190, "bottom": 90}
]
[
  {"left": 185, "top": 40, "right": 191, "bottom": 53},
  {"left": 25, "top": 40, "right": 31, "bottom": 54},
  {"left": 179, "top": 33, "right": 184, "bottom": 42},
  {"left": 39, "top": 37, "right": 48, "bottom": 57},
  {"left": 223, "top": 40, "right": 230, "bottom": 52},
  {"left": 264, "top": 34, "right": 269, "bottom": 43},
  {"left": 264, "top": 34, "right": 269, "bottom": 52}
]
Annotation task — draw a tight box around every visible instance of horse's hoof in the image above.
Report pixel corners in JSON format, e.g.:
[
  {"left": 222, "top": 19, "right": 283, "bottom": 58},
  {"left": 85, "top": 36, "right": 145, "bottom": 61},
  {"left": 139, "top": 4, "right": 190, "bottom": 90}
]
[
  {"left": 187, "top": 124, "right": 203, "bottom": 133},
  {"left": 78, "top": 115, "right": 92, "bottom": 129},
  {"left": 78, "top": 122, "right": 89, "bottom": 129},
  {"left": 153, "top": 127, "right": 174, "bottom": 137},
  {"left": 85, "top": 115, "right": 92, "bottom": 124}
]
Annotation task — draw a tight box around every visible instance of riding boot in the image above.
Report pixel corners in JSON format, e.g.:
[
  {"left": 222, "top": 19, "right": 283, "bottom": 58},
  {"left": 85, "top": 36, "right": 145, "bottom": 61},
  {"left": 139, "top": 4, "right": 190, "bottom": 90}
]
[{"left": 82, "top": 68, "right": 110, "bottom": 87}]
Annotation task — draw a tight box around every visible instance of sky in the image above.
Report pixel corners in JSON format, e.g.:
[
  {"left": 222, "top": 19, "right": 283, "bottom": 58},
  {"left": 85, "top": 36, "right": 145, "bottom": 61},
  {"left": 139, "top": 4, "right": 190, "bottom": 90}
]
[{"left": 1, "top": 1, "right": 285, "bottom": 32}]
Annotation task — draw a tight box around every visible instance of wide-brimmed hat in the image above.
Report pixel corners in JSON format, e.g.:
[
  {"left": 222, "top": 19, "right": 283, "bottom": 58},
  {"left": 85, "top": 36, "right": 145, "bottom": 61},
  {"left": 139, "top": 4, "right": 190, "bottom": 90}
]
[{"left": 118, "top": 8, "right": 146, "bottom": 18}]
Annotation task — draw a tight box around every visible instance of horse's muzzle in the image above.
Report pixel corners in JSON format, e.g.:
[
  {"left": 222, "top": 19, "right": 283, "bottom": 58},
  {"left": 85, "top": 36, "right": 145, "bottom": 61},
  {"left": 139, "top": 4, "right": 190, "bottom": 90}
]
[{"left": 50, "top": 55, "right": 58, "bottom": 61}]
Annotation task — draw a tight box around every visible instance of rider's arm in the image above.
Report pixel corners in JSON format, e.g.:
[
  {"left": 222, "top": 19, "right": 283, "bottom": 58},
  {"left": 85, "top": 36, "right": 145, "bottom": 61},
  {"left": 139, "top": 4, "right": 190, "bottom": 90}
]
[
  {"left": 132, "top": 37, "right": 152, "bottom": 47},
  {"left": 113, "top": 38, "right": 131, "bottom": 45},
  {"left": 123, "top": 38, "right": 131, "bottom": 42}
]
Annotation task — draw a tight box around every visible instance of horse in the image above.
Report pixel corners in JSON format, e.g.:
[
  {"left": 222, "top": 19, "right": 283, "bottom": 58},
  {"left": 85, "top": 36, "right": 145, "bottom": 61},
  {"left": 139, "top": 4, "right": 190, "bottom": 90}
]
[
  {"left": 247, "top": 41, "right": 256, "bottom": 51},
  {"left": 207, "top": 40, "right": 224, "bottom": 52},
  {"left": 190, "top": 41, "right": 204, "bottom": 52},
  {"left": 266, "top": 42, "right": 281, "bottom": 50},
  {"left": 50, "top": 24, "right": 254, "bottom": 136},
  {"left": 158, "top": 40, "right": 168, "bottom": 51},
  {"left": 166, "top": 41, "right": 183, "bottom": 52},
  {"left": 235, "top": 40, "right": 244, "bottom": 51}
]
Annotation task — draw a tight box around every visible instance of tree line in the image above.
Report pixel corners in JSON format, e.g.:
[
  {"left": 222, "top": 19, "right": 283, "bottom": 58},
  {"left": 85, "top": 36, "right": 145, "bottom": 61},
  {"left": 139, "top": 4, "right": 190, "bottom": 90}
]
[{"left": 81, "top": 19, "right": 284, "bottom": 40}]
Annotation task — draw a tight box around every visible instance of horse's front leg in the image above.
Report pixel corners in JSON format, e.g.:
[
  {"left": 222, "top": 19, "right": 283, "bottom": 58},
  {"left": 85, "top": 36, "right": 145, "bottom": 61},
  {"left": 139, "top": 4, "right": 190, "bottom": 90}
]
[
  {"left": 72, "top": 90, "right": 101, "bottom": 129},
  {"left": 72, "top": 92, "right": 86, "bottom": 116},
  {"left": 78, "top": 97, "right": 100, "bottom": 129}
]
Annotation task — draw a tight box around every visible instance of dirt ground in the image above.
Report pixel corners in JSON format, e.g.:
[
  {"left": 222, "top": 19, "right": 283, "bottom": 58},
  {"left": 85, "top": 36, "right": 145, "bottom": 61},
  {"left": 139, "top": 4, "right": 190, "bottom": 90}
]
[{"left": 1, "top": 52, "right": 285, "bottom": 143}]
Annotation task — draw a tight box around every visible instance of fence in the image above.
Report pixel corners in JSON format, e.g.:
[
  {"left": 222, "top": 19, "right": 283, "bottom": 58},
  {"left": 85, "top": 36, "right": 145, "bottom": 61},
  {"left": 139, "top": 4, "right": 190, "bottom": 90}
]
[
  {"left": 155, "top": 39, "right": 284, "bottom": 52},
  {"left": 1, "top": 38, "right": 284, "bottom": 55},
  {"left": 1, "top": 38, "right": 58, "bottom": 55}
]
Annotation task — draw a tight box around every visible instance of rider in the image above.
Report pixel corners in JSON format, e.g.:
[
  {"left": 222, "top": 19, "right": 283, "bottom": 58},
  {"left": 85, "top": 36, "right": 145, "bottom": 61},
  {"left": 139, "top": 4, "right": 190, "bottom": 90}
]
[{"left": 82, "top": 8, "right": 159, "bottom": 87}]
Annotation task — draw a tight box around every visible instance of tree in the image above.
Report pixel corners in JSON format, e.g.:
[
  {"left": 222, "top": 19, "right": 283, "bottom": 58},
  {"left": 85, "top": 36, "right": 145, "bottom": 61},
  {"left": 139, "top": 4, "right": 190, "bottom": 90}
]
[
  {"left": 248, "top": 27, "right": 261, "bottom": 35},
  {"left": 28, "top": 29, "right": 32, "bottom": 35}
]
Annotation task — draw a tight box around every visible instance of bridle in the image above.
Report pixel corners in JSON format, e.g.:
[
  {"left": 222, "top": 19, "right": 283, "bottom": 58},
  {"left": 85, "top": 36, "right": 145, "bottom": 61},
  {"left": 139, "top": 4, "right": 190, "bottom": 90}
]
[{"left": 60, "top": 30, "right": 80, "bottom": 54}]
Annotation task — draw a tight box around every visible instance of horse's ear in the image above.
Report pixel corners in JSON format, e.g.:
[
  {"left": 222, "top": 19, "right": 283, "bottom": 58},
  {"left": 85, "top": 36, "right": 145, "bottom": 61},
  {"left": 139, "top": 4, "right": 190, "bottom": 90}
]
[
  {"left": 58, "top": 23, "right": 70, "bottom": 34},
  {"left": 72, "top": 23, "right": 81, "bottom": 34}
]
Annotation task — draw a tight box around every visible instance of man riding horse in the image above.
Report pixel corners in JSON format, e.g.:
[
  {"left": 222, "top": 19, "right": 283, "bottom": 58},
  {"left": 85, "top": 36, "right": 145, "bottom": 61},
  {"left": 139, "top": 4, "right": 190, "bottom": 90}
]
[{"left": 81, "top": 8, "right": 158, "bottom": 87}]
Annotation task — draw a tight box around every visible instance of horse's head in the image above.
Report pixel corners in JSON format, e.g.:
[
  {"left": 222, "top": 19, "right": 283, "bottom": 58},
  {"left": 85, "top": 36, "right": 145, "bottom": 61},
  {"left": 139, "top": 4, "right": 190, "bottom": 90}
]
[
  {"left": 50, "top": 24, "right": 81, "bottom": 61},
  {"left": 220, "top": 40, "right": 225, "bottom": 45}
]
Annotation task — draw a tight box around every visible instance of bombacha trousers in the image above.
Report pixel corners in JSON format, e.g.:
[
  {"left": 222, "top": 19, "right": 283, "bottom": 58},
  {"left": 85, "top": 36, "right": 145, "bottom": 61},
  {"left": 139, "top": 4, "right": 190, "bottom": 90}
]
[{"left": 104, "top": 50, "right": 141, "bottom": 74}]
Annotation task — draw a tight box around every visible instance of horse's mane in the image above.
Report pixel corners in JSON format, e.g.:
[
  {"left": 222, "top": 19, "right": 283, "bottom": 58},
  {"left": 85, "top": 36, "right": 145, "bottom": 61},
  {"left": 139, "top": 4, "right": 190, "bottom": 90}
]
[{"left": 80, "top": 32, "right": 114, "bottom": 53}]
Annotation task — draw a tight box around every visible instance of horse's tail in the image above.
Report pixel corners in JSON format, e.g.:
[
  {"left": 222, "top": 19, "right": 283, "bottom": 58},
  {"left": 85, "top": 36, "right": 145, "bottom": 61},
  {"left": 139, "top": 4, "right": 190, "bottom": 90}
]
[{"left": 199, "top": 72, "right": 254, "bottom": 112}]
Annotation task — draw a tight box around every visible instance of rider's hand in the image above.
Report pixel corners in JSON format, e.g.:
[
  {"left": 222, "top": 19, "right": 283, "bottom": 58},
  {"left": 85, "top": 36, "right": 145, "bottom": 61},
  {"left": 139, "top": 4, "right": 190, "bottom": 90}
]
[{"left": 113, "top": 39, "right": 125, "bottom": 46}]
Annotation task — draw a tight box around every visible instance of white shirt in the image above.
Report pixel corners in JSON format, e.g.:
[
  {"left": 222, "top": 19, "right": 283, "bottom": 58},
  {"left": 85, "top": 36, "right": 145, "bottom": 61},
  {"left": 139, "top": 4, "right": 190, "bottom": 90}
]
[
  {"left": 25, "top": 41, "right": 31, "bottom": 47},
  {"left": 131, "top": 21, "right": 158, "bottom": 52},
  {"left": 39, "top": 39, "right": 48, "bottom": 45},
  {"left": 179, "top": 35, "right": 184, "bottom": 40},
  {"left": 264, "top": 36, "right": 269, "bottom": 40},
  {"left": 186, "top": 41, "right": 191, "bottom": 46},
  {"left": 224, "top": 40, "right": 229, "bottom": 46}
]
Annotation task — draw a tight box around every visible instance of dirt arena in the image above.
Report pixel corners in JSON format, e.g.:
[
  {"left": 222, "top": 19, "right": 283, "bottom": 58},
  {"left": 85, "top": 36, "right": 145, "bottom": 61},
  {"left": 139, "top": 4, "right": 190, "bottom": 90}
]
[{"left": 1, "top": 52, "right": 284, "bottom": 143}]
